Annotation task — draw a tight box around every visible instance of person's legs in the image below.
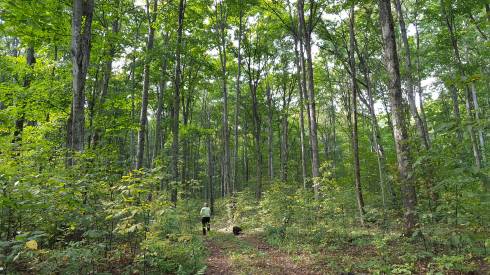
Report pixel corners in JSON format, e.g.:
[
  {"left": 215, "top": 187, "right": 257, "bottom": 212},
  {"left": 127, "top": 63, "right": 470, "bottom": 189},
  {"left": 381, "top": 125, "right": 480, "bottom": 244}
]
[
  {"left": 201, "top": 218, "right": 207, "bottom": 235},
  {"left": 203, "top": 217, "right": 210, "bottom": 233}
]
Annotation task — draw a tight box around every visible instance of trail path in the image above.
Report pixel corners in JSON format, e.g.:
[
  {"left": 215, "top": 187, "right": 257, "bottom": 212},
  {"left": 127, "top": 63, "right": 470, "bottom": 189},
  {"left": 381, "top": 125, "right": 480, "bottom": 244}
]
[{"left": 204, "top": 230, "right": 320, "bottom": 275}]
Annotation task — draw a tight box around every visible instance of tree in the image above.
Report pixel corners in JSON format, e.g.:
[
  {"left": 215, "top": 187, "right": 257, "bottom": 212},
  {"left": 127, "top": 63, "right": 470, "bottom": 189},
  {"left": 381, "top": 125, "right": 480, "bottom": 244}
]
[
  {"left": 70, "top": 0, "right": 94, "bottom": 154},
  {"left": 348, "top": 4, "right": 365, "bottom": 225},
  {"left": 378, "top": 0, "right": 417, "bottom": 233},
  {"left": 135, "top": 0, "right": 157, "bottom": 170},
  {"left": 171, "top": 0, "right": 186, "bottom": 203},
  {"left": 298, "top": 0, "right": 320, "bottom": 198}
]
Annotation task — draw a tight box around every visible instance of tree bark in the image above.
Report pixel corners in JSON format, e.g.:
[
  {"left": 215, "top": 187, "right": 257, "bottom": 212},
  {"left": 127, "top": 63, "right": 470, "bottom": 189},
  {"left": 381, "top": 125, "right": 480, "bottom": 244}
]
[
  {"left": 135, "top": 0, "right": 157, "bottom": 170},
  {"left": 266, "top": 82, "right": 274, "bottom": 181},
  {"left": 354, "top": 37, "right": 393, "bottom": 208},
  {"left": 216, "top": 1, "right": 231, "bottom": 195},
  {"left": 349, "top": 5, "right": 365, "bottom": 225},
  {"left": 70, "top": 0, "right": 94, "bottom": 154},
  {"left": 298, "top": 0, "right": 320, "bottom": 198},
  {"left": 92, "top": 12, "right": 121, "bottom": 148},
  {"left": 442, "top": 0, "right": 482, "bottom": 168},
  {"left": 232, "top": 2, "right": 244, "bottom": 192},
  {"left": 206, "top": 99, "right": 215, "bottom": 214},
  {"left": 155, "top": 34, "right": 169, "bottom": 159},
  {"left": 280, "top": 69, "right": 292, "bottom": 182},
  {"left": 171, "top": 0, "right": 186, "bottom": 203},
  {"left": 294, "top": 37, "right": 308, "bottom": 188},
  {"left": 378, "top": 0, "right": 417, "bottom": 233},
  {"left": 394, "top": 0, "right": 430, "bottom": 149},
  {"left": 12, "top": 46, "right": 36, "bottom": 152},
  {"left": 470, "top": 82, "right": 486, "bottom": 165},
  {"left": 414, "top": 9, "right": 430, "bottom": 144}
]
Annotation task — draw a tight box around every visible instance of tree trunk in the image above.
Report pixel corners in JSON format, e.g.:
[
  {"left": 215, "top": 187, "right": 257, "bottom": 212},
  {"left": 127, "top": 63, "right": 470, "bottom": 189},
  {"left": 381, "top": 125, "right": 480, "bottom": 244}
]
[
  {"left": 129, "top": 25, "right": 141, "bottom": 169},
  {"left": 135, "top": 0, "right": 157, "bottom": 170},
  {"left": 216, "top": 1, "right": 230, "bottom": 195},
  {"left": 280, "top": 71, "right": 292, "bottom": 182},
  {"left": 394, "top": 0, "right": 430, "bottom": 149},
  {"left": 354, "top": 37, "right": 393, "bottom": 208},
  {"left": 233, "top": 2, "right": 244, "bottom": 192},
  {"left": 414, "top": 10, "right": 430, "bottom": 144},
  {"left": 349, "top": 5, "right": 365, "bottom": 225},
  {"left": 442, "top": 0, "right": 482, "bottom": 168},
  {"left": 171, "top": 0, "right": 186, "bottom": 203},
  {"left": 266, "top": 82, "right": 274, "bottom": 181},
  {"left": 155, "top": 36, "right": 169, "bottom": 159},
  {"left": 251, "top": 84, "right": 262, "bottom": 199},
  {"left": 70, "top": 0, "right": 94, "bottom": 154},
  {"left": 471, "top": 82, "right": 486, "bottom": 165},
  {"left": 298, "top": 0, "right": 320, "bottom": 198},
  {"left": 378, "top": 0, "right": 417, "bottom": 233},
  {"left": 294, "top": 37, "right": 308, "bottom": 188},
  {"left": 244, "top": 118, "right": 250, "bottom": 184},
  {"left": 12, "top": 46, "right": 36, "bottom": 152},
  {"left": 206, "top": 101, "right": 215, "bottom": 214}
]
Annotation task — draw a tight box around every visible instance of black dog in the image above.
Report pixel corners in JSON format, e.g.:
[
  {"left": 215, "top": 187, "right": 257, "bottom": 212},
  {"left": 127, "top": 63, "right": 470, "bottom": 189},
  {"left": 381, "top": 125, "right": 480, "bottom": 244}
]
[{"left": 232, "top": 226, "right": 242, "bottom": 236}]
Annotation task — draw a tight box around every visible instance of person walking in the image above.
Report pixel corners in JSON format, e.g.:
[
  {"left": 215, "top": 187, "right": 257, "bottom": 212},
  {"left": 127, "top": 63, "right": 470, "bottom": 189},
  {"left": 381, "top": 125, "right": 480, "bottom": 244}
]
[{"left": 200, "top": 202, "right": 211, "bottom": 235}]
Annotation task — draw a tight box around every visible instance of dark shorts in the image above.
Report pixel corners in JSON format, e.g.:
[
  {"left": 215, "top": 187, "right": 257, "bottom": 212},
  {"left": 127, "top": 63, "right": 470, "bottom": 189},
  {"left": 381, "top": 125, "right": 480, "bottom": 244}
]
[{"left": 201, "top": 217, "right": 210, "bottom": 226}]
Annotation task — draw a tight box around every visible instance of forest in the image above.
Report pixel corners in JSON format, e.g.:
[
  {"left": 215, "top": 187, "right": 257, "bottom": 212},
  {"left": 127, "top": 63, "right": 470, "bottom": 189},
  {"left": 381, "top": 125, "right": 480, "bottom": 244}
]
[{"left": 0, "top": 0, "right": 488, "bottom": 274}]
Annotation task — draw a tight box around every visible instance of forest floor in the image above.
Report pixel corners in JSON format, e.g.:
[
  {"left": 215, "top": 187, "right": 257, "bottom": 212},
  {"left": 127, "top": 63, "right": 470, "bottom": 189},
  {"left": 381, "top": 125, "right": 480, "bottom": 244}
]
[{"left": 204, "top": 228, "right": 321, "bottom": 275}]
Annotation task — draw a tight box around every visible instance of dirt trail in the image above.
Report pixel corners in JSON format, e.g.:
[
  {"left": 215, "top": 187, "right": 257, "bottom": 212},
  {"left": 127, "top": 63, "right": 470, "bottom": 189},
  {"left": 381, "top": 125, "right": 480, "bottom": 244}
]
[
  {"left": 204, "top": 231, "right": 319, "bottom": 275},
  {"left": 205, "top": 236, "right": 233, "bottom": 274}
]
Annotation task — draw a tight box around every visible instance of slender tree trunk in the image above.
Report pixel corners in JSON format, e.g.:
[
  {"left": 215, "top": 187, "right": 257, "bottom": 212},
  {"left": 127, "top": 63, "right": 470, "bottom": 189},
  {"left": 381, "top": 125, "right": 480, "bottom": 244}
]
[
  {"left": 414, "top": 11, "right": 430, "bottom": 143},
  {"left": 12, "top": 46, "right": 36, "bottom": 152},
  {"left": 70, "top": 0, "right": 94, "bottom": 154},
  {"left": 294, "top": 35, "right": 308, "bottom": 188},
  {"left": 266, "top": 82, "right": 274, "bottom": 181},
  {"left": 155, "top": 38, "right": 169, "bottom": 159},
  {"left": 171, "top": 0, "right": 186, "bottom": 203},
  {"left": 280, "top": 73, "right": 292, "bottom": 182},
  {"left": 442, "top": 0, "right": 482, "bottom": 168},
  {"left": 349, "top": 5, "right": 365, "bottom": 225},
  {"left": 244, "top": 118, "right": 250, "bottom": 184},
  {"left": 298, "top": 0, "right": 320, "bottom": 198},
  {"left": 394, "top": 0, "right": 430, "bottom": 149},
  {"left": 233, "top": 2, "right": 244, "bottom": 192},
  {"left": 378, "top": 0, "right": 417, "bottom": 233},
  {"left": 206, "top": 102, "right": 215, "bottom": 214},
  {"left": 447, "top": 82, "right": 464, "bottom": 141},
  {"left": 87, "top": 64, "right": 100, "bottom": 148},
  {"left": 471, "top": 82, "right": 486, "bottom": 165},
  {"left": 136, "top": 0, "right": 157, "bottom": 170},
  {"left": 330, "top": 95, "right": 337, "bottom": 174},
  {"left": 216, "top": 2, "right": 230, "bottom": 195},
  {"left": 251, "top": 84, "right": 262, "bottom": 199},
  {"left": 181, "top": 87, "right": 193, "bottom": 193},
  {"left": 129, "top": 24, "right": 141, "bottom": 169},
  {"left": 354, "top": 37, "right": 392, "bottom": 208}
]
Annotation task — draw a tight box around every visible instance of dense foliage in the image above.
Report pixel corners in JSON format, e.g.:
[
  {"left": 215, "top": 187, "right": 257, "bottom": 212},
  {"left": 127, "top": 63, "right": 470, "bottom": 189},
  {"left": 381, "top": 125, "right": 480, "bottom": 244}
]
[{"left": 0, "top": 0, "right": 488, "bottom": 273}]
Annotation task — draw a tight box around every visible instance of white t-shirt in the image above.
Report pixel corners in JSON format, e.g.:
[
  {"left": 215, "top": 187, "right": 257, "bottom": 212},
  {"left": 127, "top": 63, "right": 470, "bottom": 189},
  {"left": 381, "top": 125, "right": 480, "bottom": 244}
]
[{"left": 200, "top": 207, "right": 211, "bottom": 218}]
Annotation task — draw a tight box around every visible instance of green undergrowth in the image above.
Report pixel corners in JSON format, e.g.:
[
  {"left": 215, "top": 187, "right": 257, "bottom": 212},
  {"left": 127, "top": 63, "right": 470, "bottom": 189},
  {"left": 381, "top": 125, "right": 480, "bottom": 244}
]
[
  {"left": 0, "top": 168, "right": 207, "bottom": 274},
  {"left": 221, "top": 182, "right": 489, "bottom": 274}
]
